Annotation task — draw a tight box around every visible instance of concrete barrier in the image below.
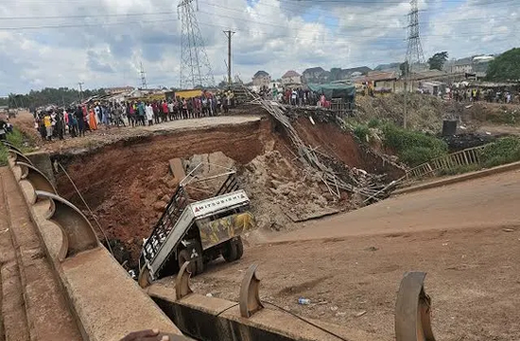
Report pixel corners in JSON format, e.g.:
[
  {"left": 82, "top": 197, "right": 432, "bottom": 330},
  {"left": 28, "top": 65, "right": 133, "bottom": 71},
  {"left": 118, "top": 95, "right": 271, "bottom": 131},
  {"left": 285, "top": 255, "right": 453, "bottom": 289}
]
[
  {"left": 7, "top": 156, "right": 184, "bottom": 341},
  {"left": 147, "top": 264, "right": 368, "bottom": 341},
  {"left": 149, "top": 285, "right": 348, "bottom": 341}
]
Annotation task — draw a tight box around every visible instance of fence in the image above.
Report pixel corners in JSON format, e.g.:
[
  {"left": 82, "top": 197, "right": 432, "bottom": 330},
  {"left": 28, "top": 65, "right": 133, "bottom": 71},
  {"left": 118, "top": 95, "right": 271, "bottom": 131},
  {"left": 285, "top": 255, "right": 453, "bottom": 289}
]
[{"left": 400, "top": 145, "right": 486, "bottom": 185}]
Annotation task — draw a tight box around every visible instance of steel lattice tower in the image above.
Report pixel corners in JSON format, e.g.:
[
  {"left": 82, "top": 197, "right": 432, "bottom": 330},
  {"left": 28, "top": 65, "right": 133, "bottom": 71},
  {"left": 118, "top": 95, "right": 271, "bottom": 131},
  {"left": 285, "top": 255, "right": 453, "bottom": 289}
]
[
  {"left": 405, "top": 0, "right": 425, "bottom": 69},
  {"left": 178, "top": 0, "right": 215, "bottom": 89}
]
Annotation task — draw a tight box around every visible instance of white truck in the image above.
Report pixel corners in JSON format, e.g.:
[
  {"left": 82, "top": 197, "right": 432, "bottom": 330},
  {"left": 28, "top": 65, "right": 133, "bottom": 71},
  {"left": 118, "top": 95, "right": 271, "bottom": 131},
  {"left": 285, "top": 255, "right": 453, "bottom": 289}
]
[{"left": 138, "top": 174, "right": 255, "bottom": 287}]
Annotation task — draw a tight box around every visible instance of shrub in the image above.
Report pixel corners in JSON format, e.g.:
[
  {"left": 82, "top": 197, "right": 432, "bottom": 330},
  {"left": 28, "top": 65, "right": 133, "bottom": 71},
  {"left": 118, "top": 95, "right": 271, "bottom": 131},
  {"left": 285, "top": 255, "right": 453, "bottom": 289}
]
[
  {"left": 353, "top": 124, "right": 370, "bottom": 142},
  {"left": 438, "top": 164, "right": 482, "bottom": 176},
  {"left": 367, "top": 118, "right": 381, "bottom": 128},
  {"left": 0, "top": 128, "right": 33, "bottom": 166},
  {"left": 382, "top": 123, "right": 448, "bottom": 167},
  {"left": 6, "top": 128, "right": 25, "bottom": 148},
  {"left": 0, "top": 145, "right": 7, "bottom": 167},
  {"left": 480, "top": 137, "right": 520, "bottom": 168}
]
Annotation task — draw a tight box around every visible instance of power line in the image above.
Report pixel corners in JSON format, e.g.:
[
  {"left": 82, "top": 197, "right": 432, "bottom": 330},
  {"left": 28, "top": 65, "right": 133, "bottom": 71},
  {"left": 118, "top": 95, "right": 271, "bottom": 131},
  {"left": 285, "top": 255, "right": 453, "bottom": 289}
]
[
  {"left": 0, "top": 0, "right": 517, "bottom": 34},
  {"left": 196, "top": 7, "right": 515, "bottom": 39},
  {"left": 0, "top": 11, "right": 176, "bottom": 20},
  {"left": 0, "top": 15, "right": 514, "bottom": 43},
  {"left": 197, "top": 0, "right": 518, "bottom": 28},
  {"left": 211, "top": 0, "right": 518, "bottom": 19},
  {"left": 283, "top": 0, "right": 515, "bottom": 3}
]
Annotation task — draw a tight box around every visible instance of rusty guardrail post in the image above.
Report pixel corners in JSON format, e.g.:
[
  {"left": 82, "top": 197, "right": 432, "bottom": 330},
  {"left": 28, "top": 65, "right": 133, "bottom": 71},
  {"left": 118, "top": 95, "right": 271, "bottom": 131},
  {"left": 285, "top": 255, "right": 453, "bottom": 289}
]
[
  {"left": 395, "top": 272, "right": 436, "bottom": 341},
  {"left": 239, "top": 264, "right": 264, "bottom": 318},
  {"left": 8, "top": 149, "right": 34, "bottom": 166},
  {"left": 1, "top": 140, "right": 25, "bottom": 155},
  {"left": 16, "top": 161, "right": 57, "bottom": 202},
  {"left": 35, "top": 190, "right": 99, "bottom": 261},
  {"left": 175, "top": 261, "right": 194, "bottom": 300}
]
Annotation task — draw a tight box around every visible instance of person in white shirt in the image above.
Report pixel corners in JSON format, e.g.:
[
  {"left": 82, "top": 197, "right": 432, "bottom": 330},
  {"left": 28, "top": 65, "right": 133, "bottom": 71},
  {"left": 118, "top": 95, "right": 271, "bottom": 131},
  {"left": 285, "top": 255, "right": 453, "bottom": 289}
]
[
  {"left": 167, "top": 101, "right": 174, "bottom": 121},
  {"left": 145, "top": 103, "right": 154, "bottom": 126}
]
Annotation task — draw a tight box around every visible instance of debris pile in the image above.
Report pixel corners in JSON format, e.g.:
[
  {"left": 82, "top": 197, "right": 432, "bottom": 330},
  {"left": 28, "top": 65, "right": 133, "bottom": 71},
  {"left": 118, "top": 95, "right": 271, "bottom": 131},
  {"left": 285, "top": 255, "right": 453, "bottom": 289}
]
[
  {"left": 247, "top": 91, "right": 397, "bottom": 203},
  {"left": 240, "top": 150, "right": 342, "bottom": 230}
]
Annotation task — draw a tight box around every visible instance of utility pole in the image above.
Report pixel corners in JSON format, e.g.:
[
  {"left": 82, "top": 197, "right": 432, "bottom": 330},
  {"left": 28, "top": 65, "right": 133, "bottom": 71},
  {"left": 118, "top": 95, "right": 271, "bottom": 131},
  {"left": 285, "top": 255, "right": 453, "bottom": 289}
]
[
  {"left": 404, "top": 0, "right": 425, "bottom": 129},
  {"left": 223, "top": 30, "right": 235, "bottom": 87},
  {"left": 78, "top": 82, "right": 84, "bottom": 102},
  {"left": 140, "top": 61, "right": 148, "bottom": 89}
]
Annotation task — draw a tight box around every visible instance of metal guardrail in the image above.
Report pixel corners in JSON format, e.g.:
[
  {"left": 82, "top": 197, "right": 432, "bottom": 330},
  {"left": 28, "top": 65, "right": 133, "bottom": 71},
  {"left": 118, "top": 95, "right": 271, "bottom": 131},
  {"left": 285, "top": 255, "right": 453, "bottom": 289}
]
[{"left": 401, "top": 145, "right": 486, "bottom": 184}]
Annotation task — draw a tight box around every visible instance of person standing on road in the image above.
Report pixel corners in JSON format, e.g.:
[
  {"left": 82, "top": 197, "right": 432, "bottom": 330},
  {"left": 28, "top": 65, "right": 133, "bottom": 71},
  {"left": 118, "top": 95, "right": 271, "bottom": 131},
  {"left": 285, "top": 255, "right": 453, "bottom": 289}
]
[
  {"left": 94, "top": 104, "right": 101, "bottom": 124},
  {"left": 167, "top": 101, "right": 174, "bottom": 121},
  {"left": 138, "top": 101, "right": 146, "bottom": 126},
  {"left": 162, "top": 101, "right": 169, "bottom": 122},
  {"left": 75, "top": 106, "right": 85, "bottom": 137},
  {"left": 68, "top": 110, "right": 78, "bottom": 137},
  {"left": 113, "top": 104, "right": 125, "bottom": 127},
  {"left": 89, "top": 106, "right": 98, "bottom": 130},
  {"left": 145, "top": 102, "right": 154, "bottom": 126},
  {"left": 55, "top": 111, "right": 65, "bottom": 140},
  {"left": 128, "top": 102, "right": 136, "bottom": 127},
  {"left": 44, "top": 111, "right": 53, "bottom": 141}
]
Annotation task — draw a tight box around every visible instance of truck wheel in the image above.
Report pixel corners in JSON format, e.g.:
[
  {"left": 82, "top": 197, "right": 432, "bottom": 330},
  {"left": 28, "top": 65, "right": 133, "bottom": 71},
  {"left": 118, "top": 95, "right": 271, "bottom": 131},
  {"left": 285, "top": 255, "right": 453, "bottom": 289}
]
[
  {"left": 236, "top": 237, "right": 244, "bottom": 260},
  {"left": 178, "top": 242, "right": 204, "bottom": 275},
  {"left": 223, "top": 238, "right": 242, "bottom": 262}
]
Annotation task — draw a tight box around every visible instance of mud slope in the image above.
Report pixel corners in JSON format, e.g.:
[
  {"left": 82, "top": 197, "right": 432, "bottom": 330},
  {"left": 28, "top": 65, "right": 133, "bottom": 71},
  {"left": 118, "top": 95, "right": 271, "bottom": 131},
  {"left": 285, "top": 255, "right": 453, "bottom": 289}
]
[{"left": 56, "top": 119, "right": 269, "bottom": 263}]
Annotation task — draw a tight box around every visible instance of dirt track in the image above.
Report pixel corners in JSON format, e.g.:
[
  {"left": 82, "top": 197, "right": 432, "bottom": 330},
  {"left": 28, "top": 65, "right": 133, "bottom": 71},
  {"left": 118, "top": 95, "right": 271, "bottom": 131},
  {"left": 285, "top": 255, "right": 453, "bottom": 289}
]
[{"left": 157, "top": 170, "right": 520, "bottom": 341}]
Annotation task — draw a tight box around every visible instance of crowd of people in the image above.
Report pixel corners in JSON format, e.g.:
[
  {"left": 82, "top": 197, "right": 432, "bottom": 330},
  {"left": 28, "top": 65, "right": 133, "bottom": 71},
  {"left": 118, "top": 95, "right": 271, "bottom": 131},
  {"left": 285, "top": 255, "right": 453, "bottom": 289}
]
[
  {"left": 451, "top": 88, "right": 518, "bottom": 104},
  {"left": 33, "top": 93, "right": 235, "bottom": 141},
  {"left": 257, "top": 85, "right": 329, "bottom": 107}
]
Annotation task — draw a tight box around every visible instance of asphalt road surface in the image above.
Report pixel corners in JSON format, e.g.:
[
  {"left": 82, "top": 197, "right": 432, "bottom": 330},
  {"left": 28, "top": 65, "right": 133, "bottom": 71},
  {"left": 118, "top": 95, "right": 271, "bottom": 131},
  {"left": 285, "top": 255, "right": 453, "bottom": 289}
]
[{"left": 158, "top": 169, "right": 520, "bottom": 341}]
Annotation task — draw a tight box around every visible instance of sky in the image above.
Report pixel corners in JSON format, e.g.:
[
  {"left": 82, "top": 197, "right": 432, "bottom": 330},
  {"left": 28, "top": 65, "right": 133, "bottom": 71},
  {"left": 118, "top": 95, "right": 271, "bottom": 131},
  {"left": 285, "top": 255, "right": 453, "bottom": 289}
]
[{"left": 0, "top": 0, "right": 518, "bottom": 94}]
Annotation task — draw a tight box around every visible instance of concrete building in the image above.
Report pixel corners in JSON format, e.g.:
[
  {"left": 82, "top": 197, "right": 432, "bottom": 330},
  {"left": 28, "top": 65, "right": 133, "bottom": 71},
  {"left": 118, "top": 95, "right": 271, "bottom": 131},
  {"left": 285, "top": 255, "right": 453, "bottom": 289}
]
[
  {"left": 447, "top": 55, "right": 494, "bottom": 78},
  {"left": 252, "top": 71, "right": 271, "bottom": 88},
  {"left": 450, "top": 57, "right": 474, "bottom": 74},
  {"left": 281, "top": 70, "right": 302, "bottom": 86},
  {"left": 302, "top": 67, "right": 329, "bottom": 84}
]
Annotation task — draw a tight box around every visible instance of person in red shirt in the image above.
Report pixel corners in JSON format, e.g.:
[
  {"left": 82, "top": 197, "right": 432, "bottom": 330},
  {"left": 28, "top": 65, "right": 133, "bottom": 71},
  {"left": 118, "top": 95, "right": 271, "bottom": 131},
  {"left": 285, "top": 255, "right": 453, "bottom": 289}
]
[{"left": 161, "top": 101, "right": 169, "bottom": 122}]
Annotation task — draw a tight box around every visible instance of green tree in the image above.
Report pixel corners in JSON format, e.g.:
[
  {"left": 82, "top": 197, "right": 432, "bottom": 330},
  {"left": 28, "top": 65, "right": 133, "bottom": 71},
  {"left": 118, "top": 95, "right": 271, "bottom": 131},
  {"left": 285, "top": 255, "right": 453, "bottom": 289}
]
[
  {"left": 1, "top": 87, "right": 106, "bottom": 109},
  {"left": 428, "top": 51, "right": 449, "bottom": 71},
  {"left": 486, "top": 48, "right": 520, "bottom": 81}
]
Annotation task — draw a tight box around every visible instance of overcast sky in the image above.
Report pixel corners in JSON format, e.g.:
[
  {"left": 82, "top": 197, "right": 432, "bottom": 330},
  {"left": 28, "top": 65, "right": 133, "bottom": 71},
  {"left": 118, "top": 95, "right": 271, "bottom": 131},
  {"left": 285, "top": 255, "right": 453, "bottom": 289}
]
[{"left": 0, "top": 0, "right": 518, "bottom": 94}]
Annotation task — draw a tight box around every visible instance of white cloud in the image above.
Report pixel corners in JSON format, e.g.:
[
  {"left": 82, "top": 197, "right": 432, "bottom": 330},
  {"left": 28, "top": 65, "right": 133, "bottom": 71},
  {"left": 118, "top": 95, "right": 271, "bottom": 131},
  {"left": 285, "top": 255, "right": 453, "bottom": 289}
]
[{"left": 0, "top": 0, "right": 518, "bottom": 94}]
